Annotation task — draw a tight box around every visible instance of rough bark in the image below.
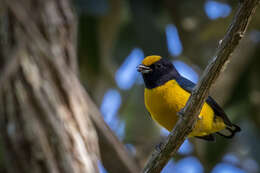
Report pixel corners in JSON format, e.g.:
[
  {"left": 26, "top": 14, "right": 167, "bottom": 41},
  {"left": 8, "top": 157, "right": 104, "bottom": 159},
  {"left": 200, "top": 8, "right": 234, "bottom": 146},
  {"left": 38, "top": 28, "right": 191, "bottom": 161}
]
[
  {"left": 143, "top": 0, "right": 260, "bottom": 172},
  {"left": 0, "top": 0, "right": 99, "bottom": 173}
]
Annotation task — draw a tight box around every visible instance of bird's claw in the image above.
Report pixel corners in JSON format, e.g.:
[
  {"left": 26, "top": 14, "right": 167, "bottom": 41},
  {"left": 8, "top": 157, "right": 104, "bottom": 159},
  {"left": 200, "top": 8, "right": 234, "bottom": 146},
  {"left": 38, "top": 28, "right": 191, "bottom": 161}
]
[
  {"left": 177, "top": 109, "right": 185, "bottom": 119},
  {"left": 155, "top": 142, "right": 164, "bottom": 152}
]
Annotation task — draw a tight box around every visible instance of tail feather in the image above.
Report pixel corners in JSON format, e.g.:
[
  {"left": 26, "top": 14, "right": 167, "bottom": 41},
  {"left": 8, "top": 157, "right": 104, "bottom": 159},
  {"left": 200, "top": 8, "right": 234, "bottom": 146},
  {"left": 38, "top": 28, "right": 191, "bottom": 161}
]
[
  {"left": 195, "top": 134, "right": 216, "bottom": 142},
  {"left": 217, "top": 124, "right": 241, "bottom": 138}
]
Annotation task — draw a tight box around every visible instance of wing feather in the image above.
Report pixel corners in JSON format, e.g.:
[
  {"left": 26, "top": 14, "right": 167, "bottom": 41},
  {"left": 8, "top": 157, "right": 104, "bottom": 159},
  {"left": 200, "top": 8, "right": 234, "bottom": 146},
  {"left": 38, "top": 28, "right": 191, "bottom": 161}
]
[
  {"left": 176, "top": 76, "right": 241, "bottom": 138},
  {"left": 176, "top": 77, "right": 233, "bottom": 126}
]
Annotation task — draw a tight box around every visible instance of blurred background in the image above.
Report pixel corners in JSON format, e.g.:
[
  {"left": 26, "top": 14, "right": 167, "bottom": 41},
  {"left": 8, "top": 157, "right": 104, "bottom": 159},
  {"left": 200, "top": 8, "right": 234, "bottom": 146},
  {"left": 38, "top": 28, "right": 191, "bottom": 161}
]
[{"left": 59, "top": 0, "right": 260, "bottom": 172}]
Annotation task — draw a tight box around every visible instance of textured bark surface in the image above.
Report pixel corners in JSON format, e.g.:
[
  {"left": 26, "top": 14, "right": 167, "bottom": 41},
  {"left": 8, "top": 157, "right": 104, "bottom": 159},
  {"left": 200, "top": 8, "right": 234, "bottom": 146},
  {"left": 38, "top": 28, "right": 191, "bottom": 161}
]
[{"left": 0, "top": 0, "right": 99, "bottom": 173}]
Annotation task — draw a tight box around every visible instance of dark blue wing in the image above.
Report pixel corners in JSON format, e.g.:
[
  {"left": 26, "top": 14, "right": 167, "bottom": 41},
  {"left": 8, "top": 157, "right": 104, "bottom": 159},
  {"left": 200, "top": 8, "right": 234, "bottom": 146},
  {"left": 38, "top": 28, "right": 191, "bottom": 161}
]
[
  {"left": 206, "top": 96, "right": 233, "bottom": 126},
  {"left": 176, "top": 76, "right": 233, "bottom": 126},
  {"left": 176, "top": 77, "right": 195, "bottom": 93}
]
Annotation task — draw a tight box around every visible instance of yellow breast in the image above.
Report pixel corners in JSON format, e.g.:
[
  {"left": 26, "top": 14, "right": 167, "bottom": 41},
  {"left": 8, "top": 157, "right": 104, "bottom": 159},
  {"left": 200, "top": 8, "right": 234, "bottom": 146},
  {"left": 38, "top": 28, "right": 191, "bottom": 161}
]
[{"left": 144, "top": 80, "right": 226, "bottom": 137}]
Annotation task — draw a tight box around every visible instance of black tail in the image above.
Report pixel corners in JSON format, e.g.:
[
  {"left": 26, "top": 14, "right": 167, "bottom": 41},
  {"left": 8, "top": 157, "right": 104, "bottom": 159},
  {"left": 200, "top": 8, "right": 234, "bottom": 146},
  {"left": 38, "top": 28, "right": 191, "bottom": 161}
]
[
  {"left": 216, "top": 124, "right": 241, "bottom": 138},
  {"left": 195, "top": 134, "right": 216, "bottom": 142}
]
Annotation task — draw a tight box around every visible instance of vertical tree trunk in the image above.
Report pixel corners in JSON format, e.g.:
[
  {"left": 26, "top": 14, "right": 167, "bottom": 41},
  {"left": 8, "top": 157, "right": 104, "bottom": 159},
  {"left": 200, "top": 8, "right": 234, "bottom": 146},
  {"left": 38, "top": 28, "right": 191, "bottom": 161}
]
[{"left": 0, "top": 0, "right": 99, "bottom": 173}]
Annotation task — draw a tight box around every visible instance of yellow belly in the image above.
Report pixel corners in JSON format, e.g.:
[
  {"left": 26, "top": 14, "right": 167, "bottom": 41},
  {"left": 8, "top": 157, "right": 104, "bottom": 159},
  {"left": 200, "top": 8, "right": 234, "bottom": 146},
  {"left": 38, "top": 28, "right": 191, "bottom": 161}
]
[{"left": 144, "top": 80, "right": 226, "bottom": 137}]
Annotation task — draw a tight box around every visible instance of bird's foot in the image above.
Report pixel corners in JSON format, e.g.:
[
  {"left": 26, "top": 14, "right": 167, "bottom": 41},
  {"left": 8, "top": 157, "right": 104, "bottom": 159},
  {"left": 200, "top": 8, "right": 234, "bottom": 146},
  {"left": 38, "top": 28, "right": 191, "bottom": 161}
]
[
  {"left": 155, "top": 142, "right": 164, "bottom": 152},
  {"left": 177, "top": 109, "right": 185, "bottom": 119}
]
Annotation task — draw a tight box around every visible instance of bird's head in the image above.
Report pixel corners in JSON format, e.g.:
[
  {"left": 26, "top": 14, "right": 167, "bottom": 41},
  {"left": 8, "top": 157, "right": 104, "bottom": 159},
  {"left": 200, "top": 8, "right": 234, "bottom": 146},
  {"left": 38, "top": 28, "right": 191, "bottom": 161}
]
[{"left": 137, "top": 55, "right": 180, "bottom": 89}]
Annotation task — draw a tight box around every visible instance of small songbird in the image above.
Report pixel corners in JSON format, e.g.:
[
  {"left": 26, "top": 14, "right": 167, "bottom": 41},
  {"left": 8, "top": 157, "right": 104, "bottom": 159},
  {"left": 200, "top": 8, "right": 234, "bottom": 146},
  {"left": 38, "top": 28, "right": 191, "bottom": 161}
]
[{"left": 137, "top": 55, "right": 240, "bottom": 141}]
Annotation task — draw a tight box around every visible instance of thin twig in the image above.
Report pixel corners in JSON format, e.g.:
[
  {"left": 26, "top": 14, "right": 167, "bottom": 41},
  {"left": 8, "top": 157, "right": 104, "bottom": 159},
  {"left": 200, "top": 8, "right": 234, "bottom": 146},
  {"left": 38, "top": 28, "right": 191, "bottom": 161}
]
[{"left": 143, "top": 0, "right": 260, "bottom": 172}]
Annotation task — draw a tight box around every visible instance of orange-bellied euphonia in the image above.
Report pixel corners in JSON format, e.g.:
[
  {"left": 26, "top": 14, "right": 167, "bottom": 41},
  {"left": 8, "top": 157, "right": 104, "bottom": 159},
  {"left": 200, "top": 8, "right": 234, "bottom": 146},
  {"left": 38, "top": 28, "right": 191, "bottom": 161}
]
[{"left": 137, "top": 55, "right": 240, "bottom": 141}]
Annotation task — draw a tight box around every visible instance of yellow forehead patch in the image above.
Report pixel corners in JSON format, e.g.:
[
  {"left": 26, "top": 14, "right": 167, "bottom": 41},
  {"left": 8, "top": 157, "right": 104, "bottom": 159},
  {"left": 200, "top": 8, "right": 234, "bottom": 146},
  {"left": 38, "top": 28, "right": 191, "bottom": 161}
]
[{"left": 142, "top": 55, "right": 162, "bottom": 66}]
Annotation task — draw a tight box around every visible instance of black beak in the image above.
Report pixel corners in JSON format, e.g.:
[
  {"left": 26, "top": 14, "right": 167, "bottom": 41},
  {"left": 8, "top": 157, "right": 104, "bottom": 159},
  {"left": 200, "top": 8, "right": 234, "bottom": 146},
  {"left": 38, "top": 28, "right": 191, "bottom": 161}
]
[{"left": 137, "top": 64, "right": 152, "bottom": 74}]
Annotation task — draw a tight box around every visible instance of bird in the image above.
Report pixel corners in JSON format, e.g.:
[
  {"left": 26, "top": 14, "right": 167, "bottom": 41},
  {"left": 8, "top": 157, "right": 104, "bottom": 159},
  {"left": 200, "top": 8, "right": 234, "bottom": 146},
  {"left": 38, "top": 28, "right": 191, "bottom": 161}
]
[{"left": 137, "top": 55, "right": 241, "bottom": 141}]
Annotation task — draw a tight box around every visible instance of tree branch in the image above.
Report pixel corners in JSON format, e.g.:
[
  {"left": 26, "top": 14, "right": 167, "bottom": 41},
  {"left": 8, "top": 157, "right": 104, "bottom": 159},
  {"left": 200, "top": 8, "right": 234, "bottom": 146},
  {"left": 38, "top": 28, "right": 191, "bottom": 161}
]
[
  {"left": 85, "top": 93, "right": 142, "bottom": 173},
  {"left": 0, "top": 1, "right": 141, "bottom": 173},
  {"left": 143, "top": 0, "right": 260, "bottom": 172},
  {"left": 0, "top": 0, "right": 100, "bottom": 172}
]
